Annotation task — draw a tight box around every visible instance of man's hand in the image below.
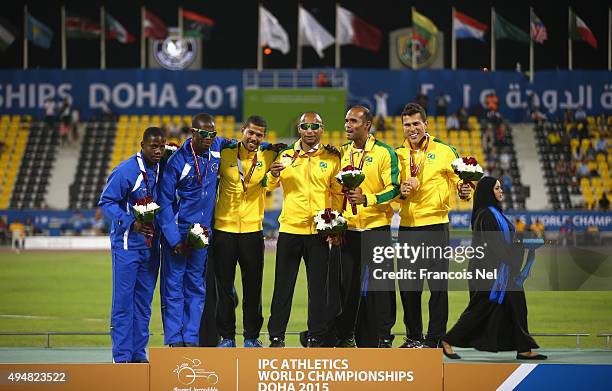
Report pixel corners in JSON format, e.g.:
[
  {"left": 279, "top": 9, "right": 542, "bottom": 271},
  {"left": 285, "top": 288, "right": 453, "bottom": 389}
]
[
  {"left": 458, "top": 183, "right": 472, "bottom": 200},
  {"left": 133, "top": 220, "right": 154, "bottom": 236},
  {"left": 173, "top": 242, "right": 188, "bottom": 256},
  {"left": 347, "top": 188, "right": 366, "bottom": 205},
  {"left": 326, "top": 235, "right": 342, "bottom": 247},
  {"left": 269, "top": 161, "right": 285, "bottom": 177},
  {"left": 400, "top": 177, "right": 419, "bottom": 197}
]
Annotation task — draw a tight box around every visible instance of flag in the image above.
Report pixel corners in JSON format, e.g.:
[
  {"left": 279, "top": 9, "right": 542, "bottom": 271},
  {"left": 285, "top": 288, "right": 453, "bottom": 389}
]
[
  {"left": 0, "top": 16, "right": 16, "bottom": 51},
  {"left": 259, "top": 6, "right": 290, "bottom": 54},
  {"left": 299, "top": 6, "right": 334, "bottom": 58},
  {"left": 143, "top": 10, "right": 168, "bottom": 40},
  {"left": 182, "top": 9, "right": 214, "bottom": 39},
  {"left": 26, "top": 13, "right": 53, "bottom": 49},
  {"left": 66, "top": 13, "right": 101, "bottom": 39},
  {"left": 337, "top": 6, "right": 382, "bottom": 52},
  {"left": 570, "top": 9, "right": 597, "bottom": 48},
  {"left": 530, "top": 10, "right": 547, "bottom": 44},
  {"left": 106, "top": 13, "right": 135, "bottom": 43},
  {"left": 495, "top": 12, "right": 529, "bottom": 43},
  {"left": 453, "top": 10, "right": 487, "bottom": 41},
  {"left": 412, "top": 9, "right": 438, "bottom": 43}
]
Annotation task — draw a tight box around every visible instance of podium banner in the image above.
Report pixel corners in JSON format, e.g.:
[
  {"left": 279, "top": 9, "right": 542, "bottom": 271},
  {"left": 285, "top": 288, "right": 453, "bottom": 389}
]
[{"left": 149, "top": 347, "right": 442, "bottom": 391}]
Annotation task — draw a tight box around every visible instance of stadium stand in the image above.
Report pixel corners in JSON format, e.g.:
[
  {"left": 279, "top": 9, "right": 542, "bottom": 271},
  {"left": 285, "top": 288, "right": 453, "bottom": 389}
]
[
  {"left": 535, "top": 115, "right": 611, "bottom": 210},
  {"left": 0, "top": 115, "right": 31, "bottom": 208},
  {"left": 7, "top": 119, "right": 57, "bottom": 209}
]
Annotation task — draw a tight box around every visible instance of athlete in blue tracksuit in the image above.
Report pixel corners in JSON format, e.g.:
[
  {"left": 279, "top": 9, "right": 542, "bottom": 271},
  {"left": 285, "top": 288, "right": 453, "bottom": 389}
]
[
  {"left": 157, "top": 113, "right": 227, "bottom": 347},
  {"left": 98, "top": 127, "right": 166, "bottom": 363}
]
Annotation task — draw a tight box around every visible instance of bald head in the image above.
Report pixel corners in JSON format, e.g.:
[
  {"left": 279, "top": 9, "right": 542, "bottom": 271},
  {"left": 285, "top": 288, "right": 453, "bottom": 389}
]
[
  {"left": 299, "top": 112, "right": 323, "bottom": 124},
  {"left": 192, "top": 113, "right": 215, "bottom": 129}
]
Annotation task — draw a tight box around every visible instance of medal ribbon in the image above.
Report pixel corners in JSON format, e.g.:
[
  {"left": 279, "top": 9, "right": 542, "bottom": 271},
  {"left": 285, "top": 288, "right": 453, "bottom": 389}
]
[{"left": 237, "top": 142, "right": 259, "bottom": 193}]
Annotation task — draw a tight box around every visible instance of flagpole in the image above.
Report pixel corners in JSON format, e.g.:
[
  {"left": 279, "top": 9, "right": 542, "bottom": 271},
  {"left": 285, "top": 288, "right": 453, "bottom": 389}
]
[
  {"left": 141, "top": 6, "right": 145, "bottom": 69},
  {"left": 335, "top": 3, "right": 340, "bottom": 69},
  {"left": 23, "top": 5, "right": 28, "bottom": 70},
  {"left": 61, "top": 6, "right": 66, "bottom": 69},
  {"left": 179, "top": 6, "right": 183, "bottom": 38},
  {"left": 491, "top": 7, "right": 496, "bottom": 71},
  {"left": 451, "top": 7, "right": 456, "bottom": 70},
  {"left": 529, "top": 7, "right": 534, "bottom": 83},
  {"left": 297, "top": 4, "right": 302, "bottom": 69},
  {"left": 568, "top": 7, "right": 572, "bottom": 70},
  {"left": 257, "top": 4, "right": 263, "bottom": 71},
  {"left": 100, "top": 6, "right": 106, "bottom": 70},
  {"left": 608, "top": 7, "right": 611, "bottom": 70}
]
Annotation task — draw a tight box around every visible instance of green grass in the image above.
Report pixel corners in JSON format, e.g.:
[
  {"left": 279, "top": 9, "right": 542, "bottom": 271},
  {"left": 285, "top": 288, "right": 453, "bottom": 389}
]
[{"left": 0, "top": 250, "right": 611, "bottom": 349}]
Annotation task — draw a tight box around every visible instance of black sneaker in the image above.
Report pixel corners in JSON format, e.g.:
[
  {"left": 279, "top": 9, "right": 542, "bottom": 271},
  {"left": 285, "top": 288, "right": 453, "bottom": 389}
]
[
  {"left": 335, "top": 337, "right": 357, "bottom": 348},
  {"left": 306, "top": 337, "right": 324, "bottom": 348},
  {"left": 269, "top": 337, "right": 285, "bottom": 348},
  {"left": 378, "top": 338, "right": 393, "bottom": 348},
  {"left": 131, "top": 359, "right": 149, "bottom": 363},
  {"left": 183, "top": 342, "right": 198, "bottom": 347},
  {"left": 169, "top": 342, "right": 185, "bottom": 347},
  {"left": 399, "top": 338, "right": 425, "bottom": 348}
]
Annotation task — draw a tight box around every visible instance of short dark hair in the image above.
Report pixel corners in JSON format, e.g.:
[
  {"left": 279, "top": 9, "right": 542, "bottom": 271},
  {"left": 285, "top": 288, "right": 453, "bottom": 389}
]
[
  {"left": 351, "top": 105, "right": 373, "bottom": 125},
  {"left": 142, "top": 126, "right": 165, "bottom": 142},
  {"left": 244, "top": 115, "right": 267, "bottom": 131},
  {"left": 401, "top": 103, "right": 427, "bottom": 121},
  {"left": 192, "top": 113, "right": 215, "bottom": 128}
]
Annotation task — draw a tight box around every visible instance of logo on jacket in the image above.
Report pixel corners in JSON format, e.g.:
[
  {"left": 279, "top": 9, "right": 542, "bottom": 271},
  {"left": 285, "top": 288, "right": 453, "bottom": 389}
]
[
  {"left": 427, "top": 153, "right": 435, "bottom": 160},
  {"left": 365, "top": 156, "right": 374, "bottom": 164},
  {"left": 319, "top": 162, "right": 328, "bottom": 169}
]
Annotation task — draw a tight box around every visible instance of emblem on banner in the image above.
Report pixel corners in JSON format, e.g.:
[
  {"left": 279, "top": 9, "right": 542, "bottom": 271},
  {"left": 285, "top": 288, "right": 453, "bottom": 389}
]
[{"left": 173, "top": 357, "right": 219, "bottom": 388}]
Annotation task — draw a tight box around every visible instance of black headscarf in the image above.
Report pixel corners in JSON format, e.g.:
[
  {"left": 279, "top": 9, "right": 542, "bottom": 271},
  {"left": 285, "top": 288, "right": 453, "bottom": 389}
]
[{"left": 471, "top": 176, "right": 501, "bottom": 228}]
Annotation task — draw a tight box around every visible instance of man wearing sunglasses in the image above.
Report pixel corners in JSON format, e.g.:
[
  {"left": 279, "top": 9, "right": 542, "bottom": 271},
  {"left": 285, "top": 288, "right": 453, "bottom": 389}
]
[
  {"left": 265, "top": 112, "right": 343, "bottom": 348},
  {"left": 157, "top": 113, "right": 227, "bottom": 348},
  {"left": 213, "top": 115, "right": 278, "bottom": 348}
]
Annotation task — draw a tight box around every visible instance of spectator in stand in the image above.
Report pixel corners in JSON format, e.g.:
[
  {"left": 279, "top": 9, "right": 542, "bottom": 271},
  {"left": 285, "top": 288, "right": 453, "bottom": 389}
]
[
  {"left": 482, "top": 124, "right": 495, "bottom": 161},
  {"left": 446, "top": 112, "right": 459, "bottom": 131},
  {"left": 577, "top": 159, "right": 590, "bottom": 179},
  {"left": 435, "top": 93, "right": 449, "bottom": 116},
  {"left": 555, "top": 159, "right": 568, "bottom": 177},
  {"left": 458, "top": 107, "right": 469, "bottom": 130},
  {"left": 594, "top": 135, "right": 608, "bottom": 156},
  {"left": 529, "top": 218, "right": 545, "bottom": 239},
  {"left": 559, "top": 218, "right": 576, "bottom": 246},
  {"left": 485, "top": 92, "right": 499, "bottom": 113},
  {"left": 599, "top": 192, "right": 610, "bottom": 211},
  {"left": 9, "top": 218, "right": 26, "bottom": 253},
  {"left": 514, "top": 217, "right": 526, "bottom": 241},
  {"left": 501, "top": 170, "right": 513, "bottom": 191},
  {"left": 71, "top": 108, "right": 80, "bottom": 143},
  {"left": 415, "top": 91, "right": 428, "bottom": 112},
  {"left": 574, "top": 105, "right": 587, "bottom": 125},
  {"left": 0, "top": 215, "right": 7, "bottom": 245},
  {"left": 70, "top": 209, "right": 87, "bottom": 236},
  {"left": 499, "top": 148, "right": 511, "bottom": 171},
  {"left": 495, "top": 122, "right": 507, "bottom": 146},
  {"left": 374, "top": 91, "right": 389, "bottom": 131},
  {"left": 547, "top": 129, "right": 561, "bottom": 147},
  {"left": 43, "top": 97, "right": 55, "bottom": 128},
  {"left": 317, "top": 72, "right": 331, "bottom": 87},
  {"left": 564, "top": 108, "right": 574, "bottom": 124}
]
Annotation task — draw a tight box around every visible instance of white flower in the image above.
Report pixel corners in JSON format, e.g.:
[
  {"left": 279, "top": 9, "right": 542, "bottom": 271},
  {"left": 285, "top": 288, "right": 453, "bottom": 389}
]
[
  {"left": 165, "top": 144, "right": 178, "bottom": 152},
  {"left": 335, "top": 170, "right": 363, "bottom": 181},
  {"left": 191, "top": 223, "right": 204, "bottom": 236}
]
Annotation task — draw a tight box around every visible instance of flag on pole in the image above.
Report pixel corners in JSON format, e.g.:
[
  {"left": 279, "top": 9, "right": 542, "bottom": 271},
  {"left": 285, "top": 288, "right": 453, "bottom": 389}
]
[
  {"left": 412, "top": 9, "right": 438, "bottom": 41},
  {"left": 495, "top": 12, "right": 529, "bottom": 43},
  {"left": 570, "top": 9, "right": 598, "bottom": 48},
  {"left": 299, "top": 6, "right": 334, "bottom": 58},
  {"left": 0, "top": 16, "right": 17, "bottom": 51},
  {"left": 337, "top": 6, "right": 382, "bottom": 52},
  {"left": 66, "top": 13, "right": 101, "bottom": 39},
  {"left": 453, "top": 10, "right": 487, "bottom": 41},
  {"left": 106, "top": 13, "right": 135, "bottom": 43},
  {"left": 530, "top": 10, "right": 548, "bottom": 44},
  {"left": 26, "top": 13, "right": 53, "bottom": 49},
  {"left": 143, "top": 10, "right": 168, "bottom": 40},
  {"left": 259, "top": 6, "right": 290, "bottom": 54},
  {"left": 182, "top": 9, "right": 214, "bottom": 39}
]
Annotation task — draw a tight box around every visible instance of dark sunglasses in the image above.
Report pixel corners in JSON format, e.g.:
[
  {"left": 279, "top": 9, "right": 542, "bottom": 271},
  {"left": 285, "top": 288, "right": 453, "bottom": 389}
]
[
  {"left": 193, "top": 128, "right": 217, "bottom": 138},
  {"left": 299, "top": 123, "right": 321, "bottom": 131}
]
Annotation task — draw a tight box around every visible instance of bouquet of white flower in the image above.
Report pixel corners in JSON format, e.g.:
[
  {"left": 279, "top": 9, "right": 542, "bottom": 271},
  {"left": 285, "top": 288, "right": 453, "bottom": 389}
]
[
  {"left": 336, "top": 165, "right": 366, "bottom": 214},
  {"left": 164, "top": 143, "right": 179, "bottom": 160},
  {"left": 187, "top": 223, "right": 209, "bottom": 249},
  {"left": 132, "top": 198, "right": 160, "bottom": 224},
  {"left": 450, "top": 156, "right": 484, "bottom": 186},
  {"left": 314, "top": 208, "right": 348, "bottom": 236}
]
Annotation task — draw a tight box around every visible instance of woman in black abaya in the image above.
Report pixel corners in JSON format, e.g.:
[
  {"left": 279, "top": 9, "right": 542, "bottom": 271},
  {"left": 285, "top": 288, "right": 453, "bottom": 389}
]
[{"left": 440, "top": 176, "right": 546, "bottom": 360}]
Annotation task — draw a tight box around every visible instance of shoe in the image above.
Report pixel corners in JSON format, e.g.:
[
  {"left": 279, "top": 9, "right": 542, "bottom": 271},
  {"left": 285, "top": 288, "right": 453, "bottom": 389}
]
[
  {"left": 183, "top": 342, "right": 198, "bottom": 347},
  {"left": 306, "top": 337, "right": 325, "bottom": 348},
  {"left": 399, "top": 338, "right": 425, "bottom": 349},
  {"left": 299, "top": 331, "right": 308, "bottom": 347},
  {"left": 168, "top": 342, "right": 185, "bottom": 347},
  {"left": 438, "top": 340, "right": 461, "bottom": 360},
  {"left": 217, "top": 338, "right": 236, "bottom": 348},
  {"left": 131, "top": 359, "right": 149, "bottom": 363},
  {"left": 516, "top": 353, "right": 547, "bottom": 360},
  {"left": 269, "top": 337, "right": 285, "bottom": 348},
  {"left": 244, "top": 339, "right": 263, "bottom": 348},
  {"left": 377, "top": 338, "right": 393, "bottom": 348},
  {"left": 335, "top": 337, "right": 357, "bottom": 348}
]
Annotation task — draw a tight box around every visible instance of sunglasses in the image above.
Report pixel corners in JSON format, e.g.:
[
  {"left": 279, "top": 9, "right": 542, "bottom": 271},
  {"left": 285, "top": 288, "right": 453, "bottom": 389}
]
[
  {"left": 193, "top": 128, "right": 217, "bottom": 138},
  {"left": 299, "top": 123, "right": 321, "bottom": 131}
]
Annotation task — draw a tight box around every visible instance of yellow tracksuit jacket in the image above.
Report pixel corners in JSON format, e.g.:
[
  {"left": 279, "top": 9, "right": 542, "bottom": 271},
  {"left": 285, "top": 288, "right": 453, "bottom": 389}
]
[
  {"left": 214, "top": 142, "right": 277, "bottom": 233},
  {"left": 339, "top": 135, "right": 400, "bottom": 230},
  {"left": 264, "top": 141, "right": 343, "bottom": 235},
  {"left": 395, "top": 137, "right": 461, "bottom": 227}
]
